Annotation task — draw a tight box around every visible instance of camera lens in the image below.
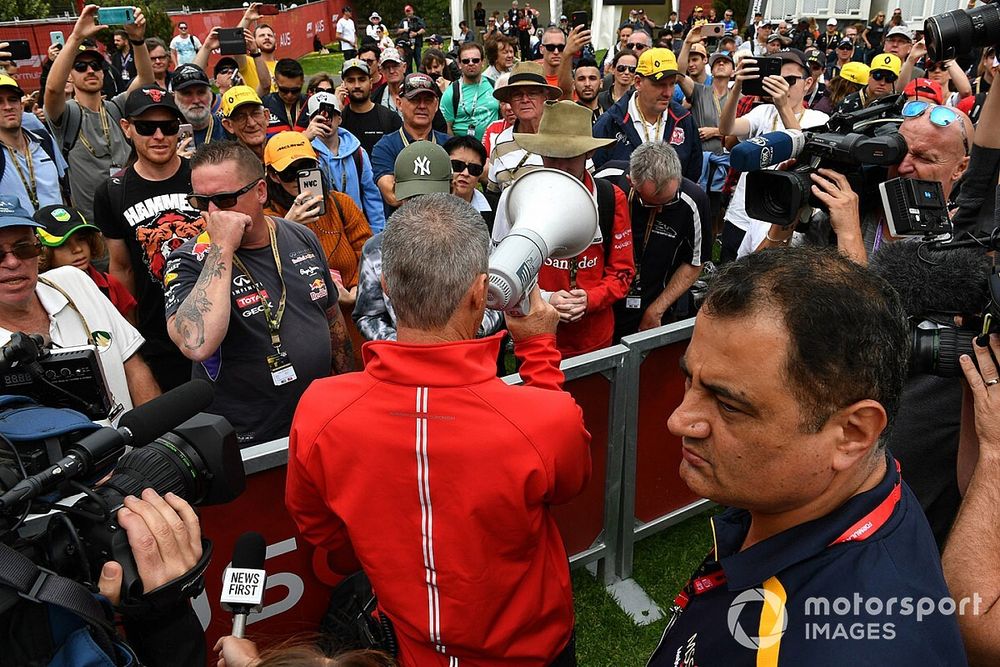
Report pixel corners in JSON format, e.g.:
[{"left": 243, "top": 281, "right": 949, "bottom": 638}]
[
  {"left": 745, "top": 171, "right": 810, "bottom": 225},
  {"left": 925, "top": 4, "right": 1000, "bottom": 61},
  {"left": 910, "top": 326, "right": 976, "bottom": 376}
]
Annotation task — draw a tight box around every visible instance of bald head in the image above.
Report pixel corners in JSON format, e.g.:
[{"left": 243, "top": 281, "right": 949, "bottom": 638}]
[{"left": 897, "top": 106, "right": 973, "bottom": 199}]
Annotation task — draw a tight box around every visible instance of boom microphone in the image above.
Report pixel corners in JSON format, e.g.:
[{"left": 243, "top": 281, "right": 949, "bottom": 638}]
[
  {"left": 0, "top": 379, "right": 215, "bottom": 508},
  {"left": 729, "top": 129, "right": 807, "bottom": 172},
  {"left": 870, "top": 241, "right": 992, "bottom": 318},
  {"left": 220, "top": 531, "right": 267, "bottom": 638}
]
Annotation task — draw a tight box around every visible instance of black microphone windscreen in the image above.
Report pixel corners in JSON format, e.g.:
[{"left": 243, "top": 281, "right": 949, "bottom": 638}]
[
  {"left": 232, "top": 531, "right": 266, "bottom": 571},
  {"left": 117, "top": 379, "right": 214, "bottom": 446},
  {"left": 870, "top": 241, "right": 992, "bottom": 318}
]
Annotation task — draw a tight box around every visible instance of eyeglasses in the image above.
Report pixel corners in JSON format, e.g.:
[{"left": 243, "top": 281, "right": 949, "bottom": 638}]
[
  {"left": 782, "top": 75, "right": 801, "bottom": 86},
  {"left": 73, "top": 60, "right": 102, "bottom": 72},
  {"left": 626, "top": 42, "right": 648, "bottom": 50},
  {"left": 132, "top": 119, "right": 180, "bottom": 136},
  {"left": 460, "top": 57, "right": 482, "bottom": 65},
  {"left": 542, "top": 43, "right": 566, "bottom": 52},
  {"left": 616, "top": 64, "right": 637, "bottom": 73},
  {"left": 450, "top": 159, "right": 483, "bottom": 176},
  {"left": 837, "top": 44, "right": 853, "bottom": 50},
  {"left": 901, "top": 100, "right": 970, "bottom": 155},
  {"left": 278, "top": 85, "right": 302, "bottom": 95},
  {"left": 187, "top": 179, "right": 262, "bottom": 211},
  {"left": 870, "top": 70, "right": 898, "bottom": 83},
  {"left": 274, "top": 160, "right": 317, "bottom": 182},
  {"left": 0, "top": 241, "right": 41, "bottom": 262},
  {"left": 360, "top": 58, "right": 377, "bottom": 66},
  {"left": 216, "top": 68, "right": 236, "bottom": 77},
  {"left": 150, "top": 55, "right": 169, "bottom": 62},
  {"left": 229, "top": 106, "right": 267, "bottom": 124}
]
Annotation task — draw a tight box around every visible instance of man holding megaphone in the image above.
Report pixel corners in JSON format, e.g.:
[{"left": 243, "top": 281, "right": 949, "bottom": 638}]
[{"left": 492, "top": 101, "right": 635, "bottom": 358}]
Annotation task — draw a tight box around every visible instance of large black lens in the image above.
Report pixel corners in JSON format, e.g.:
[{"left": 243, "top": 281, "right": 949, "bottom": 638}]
[
  {"left": 925, "top": 4, "right": 1000, "bottom": 61},
  {"left": 745, "top": 170, "right": 811, "bottom": 225},
  {"left": 910, "top": 326, "right": 976, "bottom": 377}
]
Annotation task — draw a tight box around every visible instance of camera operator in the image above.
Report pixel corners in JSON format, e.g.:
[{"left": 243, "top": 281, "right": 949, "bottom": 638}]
[
  {"left": 954, "top": 73, "right": 1000, "bottom": 233},
  {"left": 0, "top": 196, "right": 159, "bottom": 416},
  {"left": 2, "top": 489, "right": 207, "bottom": 666}
]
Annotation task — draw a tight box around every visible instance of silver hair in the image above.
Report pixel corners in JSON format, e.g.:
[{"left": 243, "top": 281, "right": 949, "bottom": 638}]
[
  {"left": 629, "top": 142, "right": 682, "bottom": 190},
  {"left": 382, "top": 194, "right": 490, "bottom": 329}
]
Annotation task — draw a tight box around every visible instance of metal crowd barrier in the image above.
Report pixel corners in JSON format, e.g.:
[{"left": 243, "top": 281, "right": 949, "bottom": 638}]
[{"left": 198, "top": 319, "right": 711, "bottom": 640}]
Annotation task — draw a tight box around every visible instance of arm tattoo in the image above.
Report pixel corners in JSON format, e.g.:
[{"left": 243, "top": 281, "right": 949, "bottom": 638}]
[
  {"left": 327, "top": 304, "right": 356, "bottom": 374},
  {"left": 174, "top": 245, "right": 227, "bottom": 351}
]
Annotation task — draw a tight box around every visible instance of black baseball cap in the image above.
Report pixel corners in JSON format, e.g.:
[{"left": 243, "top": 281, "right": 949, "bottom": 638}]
[
  {"left": 34, "top": 205, "right": 100, "bottom": 247},
  {"left": 124, "top": 85, "right": 184, "bottom": 119},
  {"left": 776, "top": 48, "right": 807, "bottom": 69},
  {"left": 214, "top": 56, "right": 239, "bottom": 77},
  {"left": 171, "top": 63, "right": 210, "bottom": 90}
]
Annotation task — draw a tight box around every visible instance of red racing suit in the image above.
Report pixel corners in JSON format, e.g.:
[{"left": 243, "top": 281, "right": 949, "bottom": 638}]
[
  {"left": 286, "top": 332, "right": 592, "bottom": 666},
  {"left": 539, "top": 173, "right": 635, "bottom": 357}
]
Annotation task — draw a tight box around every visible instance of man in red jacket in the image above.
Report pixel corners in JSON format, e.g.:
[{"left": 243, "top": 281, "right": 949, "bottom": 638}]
[
  {"left": 493, "top": 100, "right": 635, "bottom": 358},
  {"left": 286, "top": 193, "right": 591, "bottom": 667}
]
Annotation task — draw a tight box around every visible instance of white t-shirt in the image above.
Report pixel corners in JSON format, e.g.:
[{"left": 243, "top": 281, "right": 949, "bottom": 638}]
[
  {"left": 169, "top": 34, "right": 201, "bottom": 66},
  {"left": 727, "top": 105, "right": 829, "bottom": 236},
  {"left": 0, "top": 266, "right": 144, "bottom": 423},
  {"left": 337, "top": 17, "right": 357, "bottom": 50}
]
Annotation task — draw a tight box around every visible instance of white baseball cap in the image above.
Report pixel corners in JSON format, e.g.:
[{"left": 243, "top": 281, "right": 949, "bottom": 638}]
[
  {"left": 307, "top": 91, "right": 343, "bottom": 117},
  {"left": 827, "top": 18, "right": 838, "bottom": 26},
  {"left": 370, "top": 12, "right": 381, "bottom": 20}
]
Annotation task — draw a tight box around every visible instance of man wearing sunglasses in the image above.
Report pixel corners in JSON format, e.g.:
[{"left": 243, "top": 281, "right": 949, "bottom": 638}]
[
  {"left": 93, "top": 86, "right": 205, "bottom": 391},
  {"left": 44, "top": 4, "right": 155, "bottom": 227},
  {"left": 836, "top": 52, "right": 900, "bottom": 113},
  {"left": 165, "top": 140, "right": 354, "bottom": 447},
  {"left": 261, "top": 58, "right": 308, "bottom": 137},
  {"left": 441, "top": 42, "right": 499, "bottom": 141},
  {"left": 0, "top": 195, "right": 159, "bottom": 415}
]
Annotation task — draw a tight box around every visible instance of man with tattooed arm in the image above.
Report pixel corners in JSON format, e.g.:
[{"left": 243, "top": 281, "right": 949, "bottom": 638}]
[{"left": 164, "top": 141, "right": 354, "bottom": 447}]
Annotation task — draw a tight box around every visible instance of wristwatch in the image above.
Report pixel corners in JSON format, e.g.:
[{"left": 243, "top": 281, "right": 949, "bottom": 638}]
[
  {"left": 129, "top": 38, "right": 145, "bottom": 46},
  {"left": 248, "top": 51, "right": 262, "bottom": 58}
]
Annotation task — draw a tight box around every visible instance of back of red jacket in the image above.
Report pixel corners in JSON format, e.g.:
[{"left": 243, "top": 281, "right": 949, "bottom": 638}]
[{"left": 286, "top": 333, "right": 592, "bottom": 666}]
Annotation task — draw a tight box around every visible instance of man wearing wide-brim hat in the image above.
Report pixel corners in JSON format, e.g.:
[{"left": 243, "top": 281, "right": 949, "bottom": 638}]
[
  {"left": 486, "top": 61, "right": 562, "bottom": 194},
  {"left": 492, "top": 100, "right": 635, "bottom": 358},
  {"left": 592, "top": 48, "right": 703, "bottom": 181}
]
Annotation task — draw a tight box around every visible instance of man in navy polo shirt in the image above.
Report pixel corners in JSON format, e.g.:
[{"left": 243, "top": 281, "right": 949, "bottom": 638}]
[
  {"left": 370, "top": 72, "right": 450, "bottom": 218},
  {"left": 649, "top": 248, "right": 967, "bottom": 665}
]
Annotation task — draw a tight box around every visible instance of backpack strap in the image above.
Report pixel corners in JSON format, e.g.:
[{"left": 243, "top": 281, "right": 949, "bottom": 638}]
[
  {"left": 26, "top": 127, "right": 73, "bottom": 204},
  {"left": 594, "top": 178, "right": 615, "bottom": 259},
  {"left": 58, "top": 99, "right": 125, "bottom": 158},
  {"left": 451, "top": 79, "right": 461, "bottom": 118},
  {"left": 352, "top": 146, "right": 363, "bottom": 184}
]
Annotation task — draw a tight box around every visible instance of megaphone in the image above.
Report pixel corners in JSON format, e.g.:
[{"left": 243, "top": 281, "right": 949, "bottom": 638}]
[{"left": 487, "top": 168, "right": 599, "bottom": 315}]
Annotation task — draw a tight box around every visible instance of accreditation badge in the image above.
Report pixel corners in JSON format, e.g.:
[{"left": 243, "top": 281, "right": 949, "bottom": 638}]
[{"left": 267, "top": 351, "right": 297, "bottom": 386}]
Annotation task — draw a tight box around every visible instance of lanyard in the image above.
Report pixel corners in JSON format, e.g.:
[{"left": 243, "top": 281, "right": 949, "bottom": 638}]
[
  {"left": 711, "top": 88, "right": 725, "bottom": 120},
  {"left": 771, "top": 108, "right": 805, "bottom": 132},
  {"left": 204, "top": 113, "right": 215, "bottom": 145},
  {"left": 459, "top": 82, "right": 484, "bottom": 118},
  {"left": 38, "top": 276, "right": 95, "bottom": 345},
  {"left": 398, "top": 127, "right": 436, "bottom": 147},
  {"left": 5, "top": 134, "right": 37, "bottom": 209},
  {"left": 639, "top": 108, "right": 664, "bottom": 144},
  {"left": 627, "top": 189, "right": 661, "bottom": 285},
  {"left": 78, "top": 103, "right": 113, "bottom": 159},
  {"left": 230, "top": 219, "right": 288, "bottom": 351}
]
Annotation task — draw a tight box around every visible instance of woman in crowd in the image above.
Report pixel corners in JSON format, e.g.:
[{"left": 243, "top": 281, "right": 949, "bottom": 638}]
[
  {"left": 263, "top": 132, "right": 372, "bottom": 308},
  {"left": 597, "top": 49, "right": 637, "bottom": 115},
  {"left": 863, "top": 11, "right": 886, "bottom": 54},
  {"left": 421, "top": 48, "right": 452, "bottom": 92},
  {"left": 812, "top": 64, "right": 868, "bottom": 114},
  {"left": 483, "top": 35, "right": 516, "bottom": 83},
  {"left": 444, "top": 135, "right": 492, "bottom": 229},
  {"left": 926, "top": 59, "right": 973, "bottom": 105}
]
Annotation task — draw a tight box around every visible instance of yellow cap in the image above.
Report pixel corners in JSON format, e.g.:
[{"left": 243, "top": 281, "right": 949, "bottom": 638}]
[
  {"left": 869, "top": 53, "right": 901, "bottom": 76},
  {"left": 839, "top": 62, "right": 870, "bottom": 85},
  {"left": 264, "top": 131, "right": 317, "bottom": 172},
  {"left": 636, "top": 48, "right": 681, "bottom": 81},
  {"left": 220, "top": 85, "right": 263, "bottom": 117},
  {"left": 0, "top": 74, "right": 23, "bottom": 95}
]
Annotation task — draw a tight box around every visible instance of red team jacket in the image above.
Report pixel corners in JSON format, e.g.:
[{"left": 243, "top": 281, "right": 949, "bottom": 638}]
[
  {"left": 286, "top": 332, "right": 592, "bottom": 666},
  {"left": 540, "top": 174, "right": 634, "bottom": 357}
]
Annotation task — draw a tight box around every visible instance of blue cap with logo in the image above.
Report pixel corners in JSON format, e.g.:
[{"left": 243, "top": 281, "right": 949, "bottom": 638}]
[{"left": 0, "top": 196, "right": 41, "bottom": 230}]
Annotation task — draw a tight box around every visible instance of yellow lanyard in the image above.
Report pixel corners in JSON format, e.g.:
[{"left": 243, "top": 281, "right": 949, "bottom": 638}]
[
  {"left": 230, "top": 220, "right": 288, "bottom": 351},
  {"left": 204, "top": 114, "right": 215, "bottom": 145},
  {"left": 38, "top": 276, "right": 95, "bottom": 345},
  {"left": 711, "top": 88, "right": 725, "bottom": 120},
  {"left": 640, "top": 109, "right": 664, "bottom": 144},
  {"left": 398, "top": 127, "right": 436, "bottom": 147},
  {"left": 771, "top": 108, "right": 805, "bottom": 132},
  {"left": 5, "top": 134, "right": 37, "bottom": 209},
  {"left": 78, "top": 103, "right": 113, "bottom": 159}
]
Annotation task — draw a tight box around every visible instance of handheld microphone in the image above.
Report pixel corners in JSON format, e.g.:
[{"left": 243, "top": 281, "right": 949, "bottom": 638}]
[
  {"left": 220, "top": 531, "right": 267, "bottom": 638},
  {"left": 0, "top": 379, "right": 214, "bottom": 509},
  {"left": 729, "top": 129, "right": 807, "bottom": 172}
]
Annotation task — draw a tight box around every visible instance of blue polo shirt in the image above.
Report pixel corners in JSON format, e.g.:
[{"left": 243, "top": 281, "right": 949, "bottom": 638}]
[
  {"left": 370, "top": 127, "right": 451, "bottom": 218},
  {"left": 648, "top": 454, "right": 966, "bottom": 666}
]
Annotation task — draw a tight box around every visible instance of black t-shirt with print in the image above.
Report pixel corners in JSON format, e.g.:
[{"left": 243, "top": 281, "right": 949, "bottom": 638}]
[
  {"left": 341, "top": 104, "right": 403, "bottom": 155},
  {"left": 93, "top": 159, "right": 204, "bottom": 389}
]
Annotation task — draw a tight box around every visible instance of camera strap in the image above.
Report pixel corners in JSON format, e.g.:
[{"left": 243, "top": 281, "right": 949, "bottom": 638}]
[
  {"left": 0, "top": 541, "right": 118, "bottom": 655},
  {"left": 38, "top": 276, "right": 96, "bottom": 347}
]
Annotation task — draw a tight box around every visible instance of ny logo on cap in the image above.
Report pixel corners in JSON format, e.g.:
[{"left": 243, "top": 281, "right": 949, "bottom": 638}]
[{"left": 413, "top": 156, "right": 431, "bottom": 176}]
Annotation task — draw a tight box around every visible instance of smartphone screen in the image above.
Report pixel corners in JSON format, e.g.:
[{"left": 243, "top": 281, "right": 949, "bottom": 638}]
[
  {"left": 297, "top": 169, "right": 327, "bottom": 216},
  {"left": 178, "top": 123, "right": 193, "bottom": 145},
  {"left": 258, "top": 4, "right": 280, "bottom": 15},
  {"left": 217, "top": 27, "right": 248, "bottom": 56}
]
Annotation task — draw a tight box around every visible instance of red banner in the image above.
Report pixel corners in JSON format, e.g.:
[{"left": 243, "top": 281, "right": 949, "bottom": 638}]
[{"left": 0, "top": 0, "right": 344, "bottom": 93}]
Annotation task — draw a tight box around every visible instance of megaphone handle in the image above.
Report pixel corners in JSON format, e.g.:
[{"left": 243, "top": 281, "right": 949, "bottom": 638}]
[{"left": 508, "top": 278, "right": 537, "bottom": 317}]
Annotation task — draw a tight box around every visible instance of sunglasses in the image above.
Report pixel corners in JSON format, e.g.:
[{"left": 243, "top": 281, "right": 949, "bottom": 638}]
[
  {"left": 450, "top": 159, "right": 483, "bottom": 176},
  {"left": 278, "top": 85, "right": 302, "bottom": 95},
  {"left": 274, "top": 160, "right": 318, "bottom": 182},
  {"left": 901, "top": 100, "right": 970, "bottom": 155},
  {"left": 782, "top": 75, "right": 801, "bottom": 86},
  {"left": 542, "top": 43, "right": 566, "bottom": 52},
  {"left": 870, "top": 70, "right": 898, "bottom": 83},
  {"left": 616, "top": 64, "right": 637, "bottom": 73},
  {"left": 73, "top": 60, "right": 102, "bottom": 72},
  {"left": 626, "top": 42, "right": 648, "bottom": 50},
  {"left": 132, "top": 119, "right": 180, "bottom": 136},
  {"left": 461, "top": 57, "right": 482, "bottom": 65},
  {"left": 216, "top": 68, "right": 236, "bottom": 76},
  {"left": 187, "top": 179, "right": 262, "bottom": 211},
  {"left": 0, "top": 241, "right": 42, "bottom": 262}
]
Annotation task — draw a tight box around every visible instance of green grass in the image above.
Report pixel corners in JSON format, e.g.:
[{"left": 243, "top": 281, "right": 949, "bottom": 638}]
[
  {"left": 300, "top": 52, "right": 346, "bottom": 79},
  {"left": 572, "top": 509, "right": 718, "bottom": 665}
]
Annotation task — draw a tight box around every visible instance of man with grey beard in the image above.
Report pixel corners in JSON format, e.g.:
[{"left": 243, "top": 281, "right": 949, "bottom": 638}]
[{"left": 171, "top": 64, "right": 226, "bottom": 149}]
